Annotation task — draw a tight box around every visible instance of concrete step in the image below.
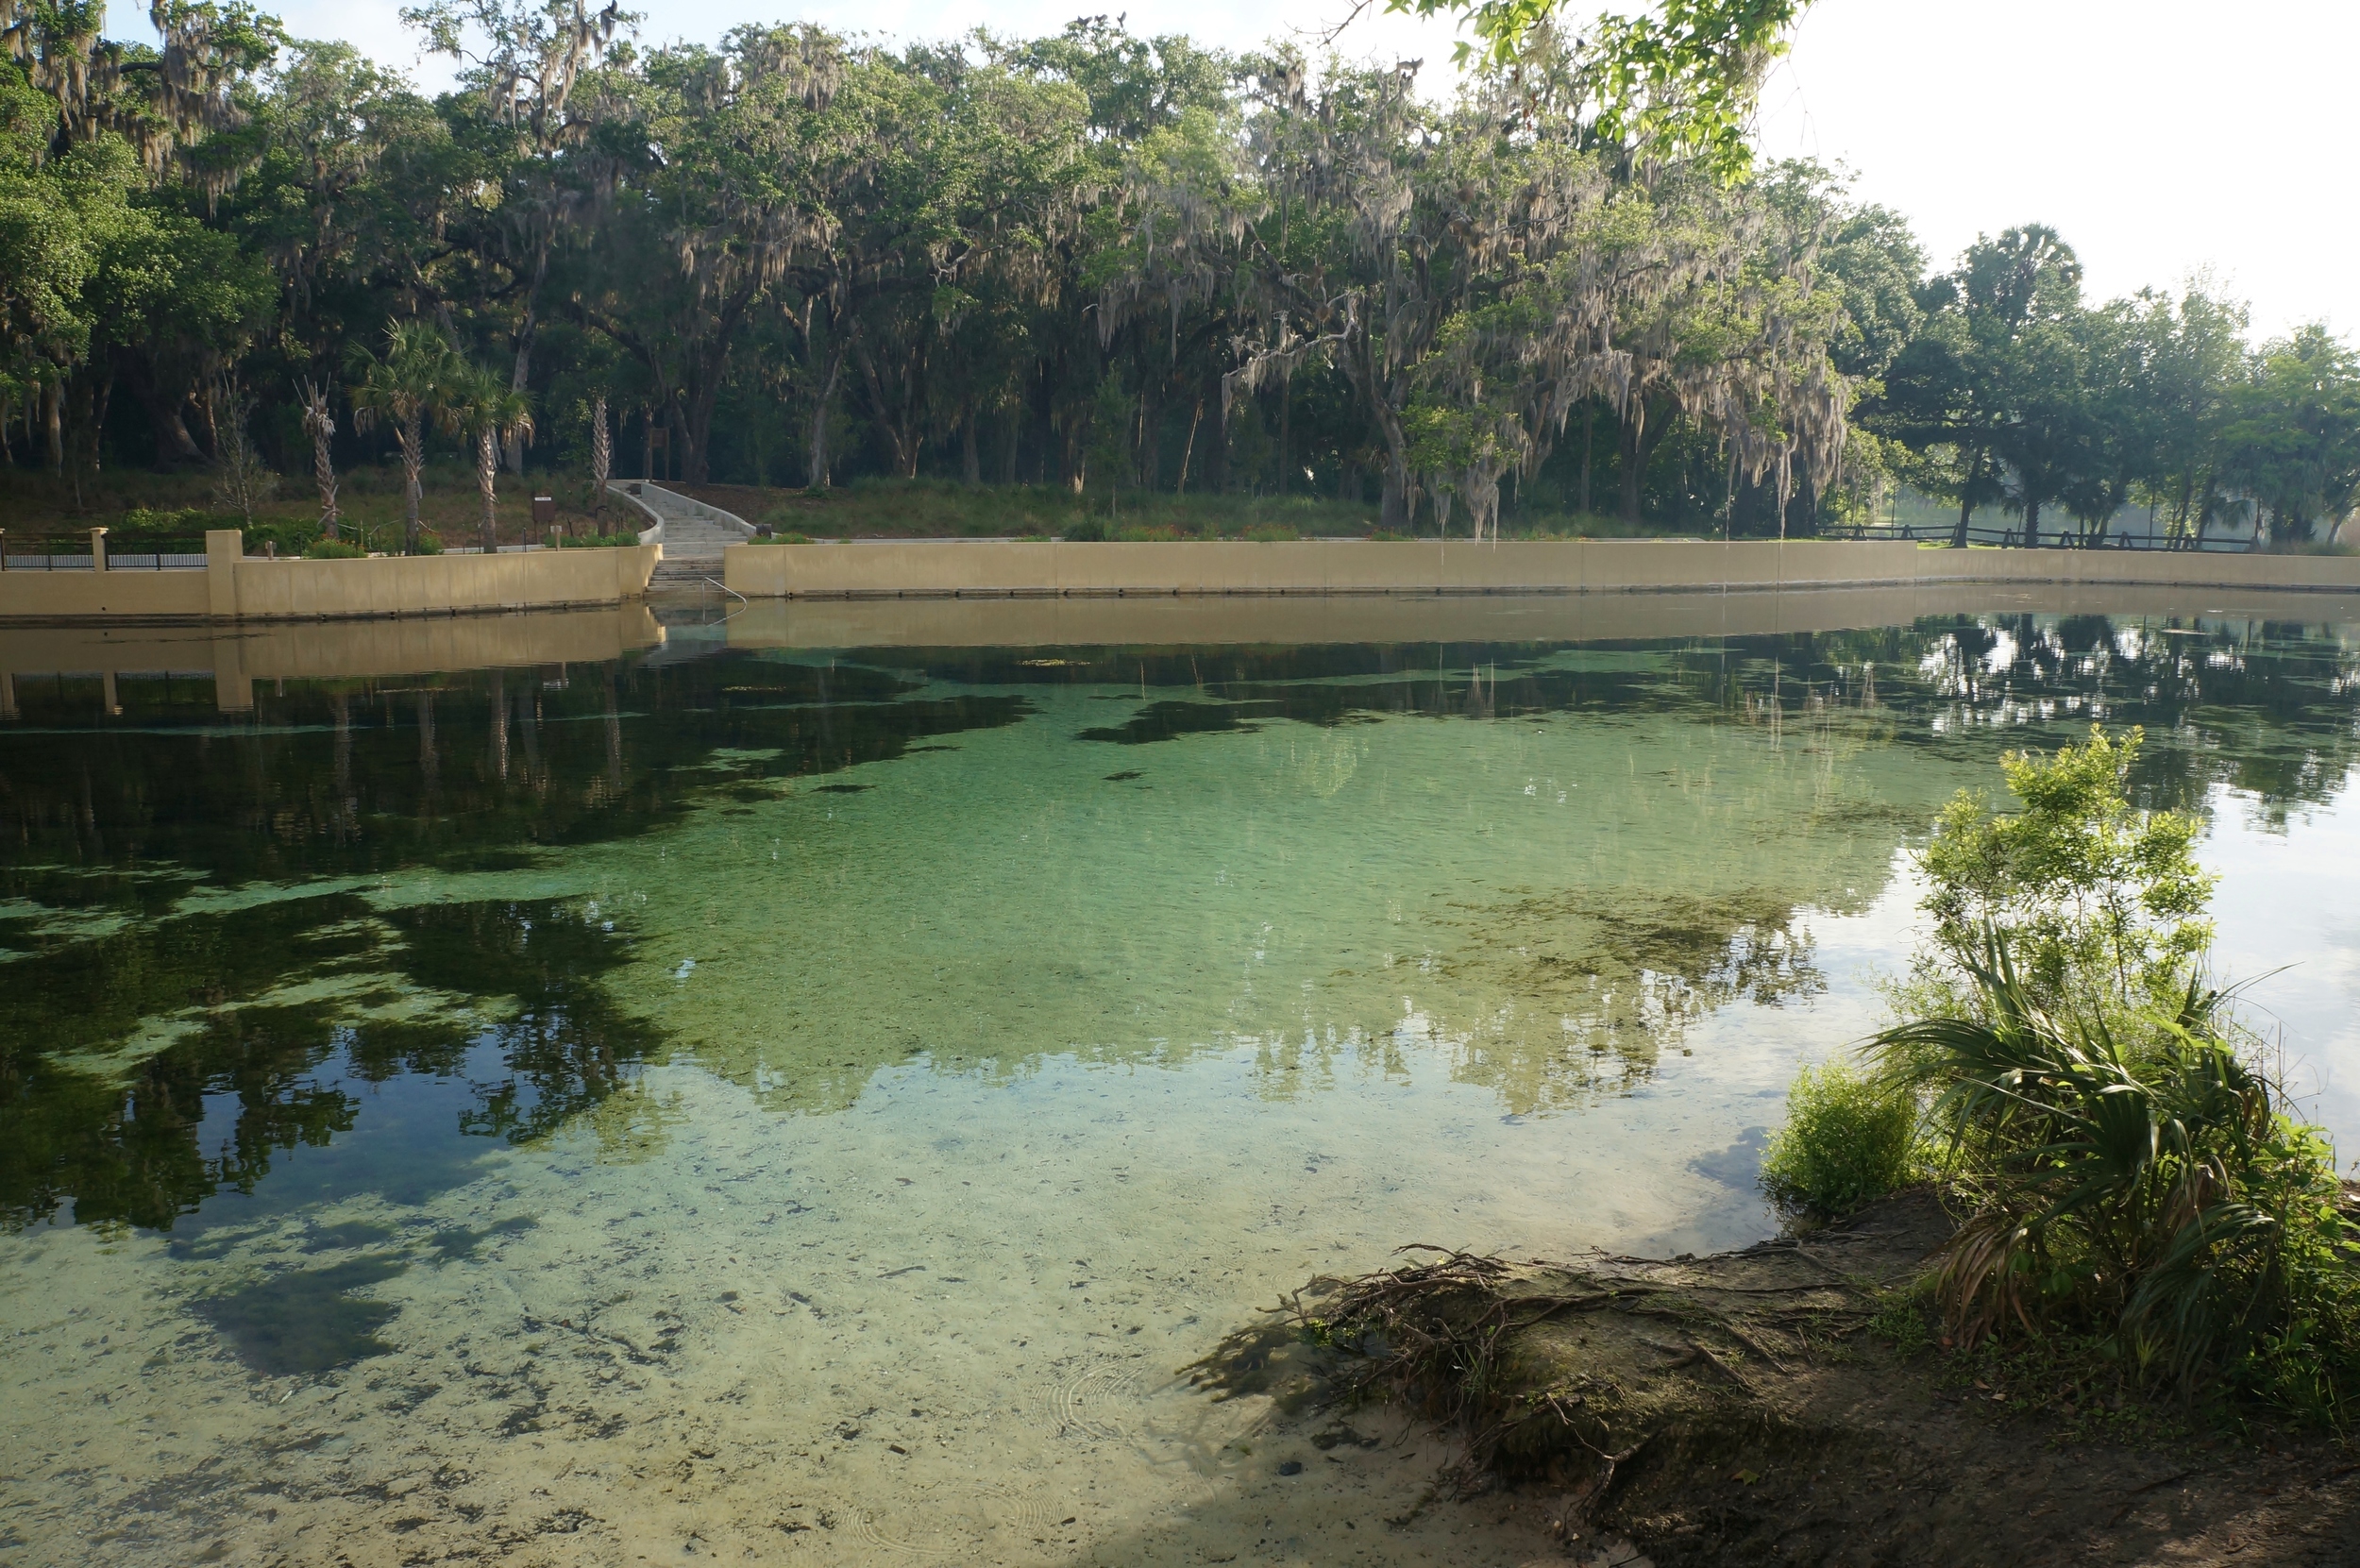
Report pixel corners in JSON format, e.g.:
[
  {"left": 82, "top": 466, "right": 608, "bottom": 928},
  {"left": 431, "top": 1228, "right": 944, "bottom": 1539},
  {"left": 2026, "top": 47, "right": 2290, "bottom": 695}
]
[{"left": 650, "top": 557, "right": 726, "bottom": 587}]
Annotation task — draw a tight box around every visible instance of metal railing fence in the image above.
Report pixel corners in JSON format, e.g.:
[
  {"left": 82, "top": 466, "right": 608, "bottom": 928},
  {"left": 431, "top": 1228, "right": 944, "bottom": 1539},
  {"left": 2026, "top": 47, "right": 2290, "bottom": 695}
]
[
  {"left": 0, "top": 550, "right": 207, "bottom": 570},
  {"left": 1821, "top": 521, "right": 2260, "bottom": 553}
]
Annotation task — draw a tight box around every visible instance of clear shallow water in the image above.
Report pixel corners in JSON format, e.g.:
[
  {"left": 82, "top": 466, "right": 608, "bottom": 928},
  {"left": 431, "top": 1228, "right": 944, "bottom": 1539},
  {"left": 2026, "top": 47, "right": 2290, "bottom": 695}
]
[{"left": 3, "top": 598, "right": 2358, "bottom": 1565}]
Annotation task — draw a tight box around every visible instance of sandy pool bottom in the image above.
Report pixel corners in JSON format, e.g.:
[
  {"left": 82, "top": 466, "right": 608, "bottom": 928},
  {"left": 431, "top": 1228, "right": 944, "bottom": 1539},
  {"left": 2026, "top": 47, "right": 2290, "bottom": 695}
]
[{"left": 0, "top": 983, "right": 1846, "bottom": 1568}]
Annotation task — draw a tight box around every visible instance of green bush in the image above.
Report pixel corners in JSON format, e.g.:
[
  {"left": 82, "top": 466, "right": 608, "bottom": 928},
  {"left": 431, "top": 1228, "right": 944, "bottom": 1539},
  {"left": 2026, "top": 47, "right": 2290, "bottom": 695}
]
[
  {"left": 1867, "top": 726, "right": 2360, "bottom": 1416},
  {"left": 1908, "top": 725, "right": 2212, "bottom": 1022},
  {"left": 234, "top": 519, "right": 325, "bottom": 558},
  {"left": 1061, "top": 517, "right": 1107, "bottom": 542},
  {"left": 1878, "top": 939, "right": 2360, "bottom": 1404},
  {"left": 1760, "top": 1059, "right": 1923, "bottom": 1215},
  {"left": 557, "top": 532, "right": 643, "bottom": 548},
  {"left": 118, "top": 505, "right": 238, "bottom": 541},
  {"left": 302, "top": 539, "right": 367, "bottom": 559}
]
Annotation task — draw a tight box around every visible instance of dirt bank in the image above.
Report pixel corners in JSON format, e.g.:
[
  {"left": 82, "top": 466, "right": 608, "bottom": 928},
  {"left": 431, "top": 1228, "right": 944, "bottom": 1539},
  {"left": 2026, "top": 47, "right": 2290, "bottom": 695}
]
[{"left": 1215, "top": 1191, "right": 2357, "bottom": 1567}]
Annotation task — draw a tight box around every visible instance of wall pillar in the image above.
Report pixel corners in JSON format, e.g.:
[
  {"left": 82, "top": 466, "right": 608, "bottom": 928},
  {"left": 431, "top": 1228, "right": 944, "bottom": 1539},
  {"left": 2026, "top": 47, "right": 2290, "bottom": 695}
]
[
  {"left": 91, "top": 526, "right": 109, "bottom": 574},
  {"left": 205, "top": 530, "right": 243, "bottom": 618}
]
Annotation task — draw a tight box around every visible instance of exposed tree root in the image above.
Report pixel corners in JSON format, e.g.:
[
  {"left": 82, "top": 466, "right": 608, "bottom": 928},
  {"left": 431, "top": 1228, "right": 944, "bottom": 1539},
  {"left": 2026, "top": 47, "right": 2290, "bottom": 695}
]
[{"left": 1227, "top": 1190, "right": 2359, "bottom": 1566}]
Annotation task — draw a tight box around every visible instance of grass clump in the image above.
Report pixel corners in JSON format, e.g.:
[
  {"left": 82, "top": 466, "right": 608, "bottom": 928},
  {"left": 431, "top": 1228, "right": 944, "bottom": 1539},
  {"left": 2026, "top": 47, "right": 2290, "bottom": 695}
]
[
  {"left": 302, "top": 539, "right": 367, "bottom": 559},
  {"left": 1761, "top": 1059, "right": 1923, "bottom": 1215},
  {"left": 1865, "top": 1286, "right": 1936, "bottom": 1356},
  {"left": 1930, "top": 1324, "right": 2198, "bottom": 1449}
]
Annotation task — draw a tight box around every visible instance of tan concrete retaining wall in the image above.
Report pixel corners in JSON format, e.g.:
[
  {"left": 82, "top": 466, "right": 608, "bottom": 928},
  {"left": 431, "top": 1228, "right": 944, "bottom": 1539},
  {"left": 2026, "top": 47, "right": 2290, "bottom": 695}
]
[
  {"left": 724, "top": 537, "right": 2360, "bottom": 599},
  {"left": 0, "top": 568, "right": 210, "bottom": 618},
  {"left": 0, "top": 530, "right": 658, "bottom": 621},
  {"left": 226, "top": 540, "right": 658, "bottom": 618}
]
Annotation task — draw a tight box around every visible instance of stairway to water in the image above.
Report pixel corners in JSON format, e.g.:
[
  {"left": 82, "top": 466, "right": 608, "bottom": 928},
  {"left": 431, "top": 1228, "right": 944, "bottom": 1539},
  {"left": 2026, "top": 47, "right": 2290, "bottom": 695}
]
[{"left": 607, "top": 483, "right": 755, "bottom": 590}]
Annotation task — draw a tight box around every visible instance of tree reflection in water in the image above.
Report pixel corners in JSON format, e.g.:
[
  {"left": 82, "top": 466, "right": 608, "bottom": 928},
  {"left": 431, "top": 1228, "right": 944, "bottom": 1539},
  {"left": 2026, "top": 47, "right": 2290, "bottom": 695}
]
[
  {"left": 2, "top": 610, "right": 2355, "bottom": 1234},
  {"left": 0, "top": 898, "right": 662, "bottom": 1232}
]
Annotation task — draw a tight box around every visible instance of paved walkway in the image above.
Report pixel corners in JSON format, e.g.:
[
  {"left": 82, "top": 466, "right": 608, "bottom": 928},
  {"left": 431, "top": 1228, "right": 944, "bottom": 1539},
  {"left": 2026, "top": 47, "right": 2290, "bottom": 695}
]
[{"left": 608, "top": 483, "right": 754, "bottom": 589}]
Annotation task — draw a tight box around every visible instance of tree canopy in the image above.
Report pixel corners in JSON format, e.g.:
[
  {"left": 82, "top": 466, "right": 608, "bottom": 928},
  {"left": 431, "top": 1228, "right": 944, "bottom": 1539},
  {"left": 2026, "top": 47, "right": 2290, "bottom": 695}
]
[{"left": 4, "top": 1, "right": 2354, "bottom": 550}]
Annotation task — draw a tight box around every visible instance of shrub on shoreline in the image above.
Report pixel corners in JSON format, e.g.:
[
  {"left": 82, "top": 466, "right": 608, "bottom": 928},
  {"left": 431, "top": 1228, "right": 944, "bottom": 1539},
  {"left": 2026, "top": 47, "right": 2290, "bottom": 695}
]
[
  {"left": 1769, "top": 726, "right": 2359, "bottom": 1417},
  {"left": 1760, "top": 1060, "right": 1923, "bottom": 1215},
  {"left": 1876, "top": 941, "right": 2357, "bottom": 1408}
]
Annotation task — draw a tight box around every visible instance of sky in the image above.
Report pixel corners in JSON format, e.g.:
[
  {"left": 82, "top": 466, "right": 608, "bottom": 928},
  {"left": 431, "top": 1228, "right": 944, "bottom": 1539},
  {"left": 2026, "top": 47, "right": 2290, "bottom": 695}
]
[{"left": 121, "top": 0, "right": 2355, "bottom": 339}]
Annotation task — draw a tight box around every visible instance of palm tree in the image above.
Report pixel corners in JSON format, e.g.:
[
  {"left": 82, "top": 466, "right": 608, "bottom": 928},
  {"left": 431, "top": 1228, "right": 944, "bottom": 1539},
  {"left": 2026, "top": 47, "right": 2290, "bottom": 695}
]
[
  {"left": 298, "top": 379, "right": 339, "bottom": 540},
  {"left": 589, "top": 391, "right": 612, "bottom": 522},
  {"left": 345, "top": 321, "right": 468, "bottom": 554},
  {"left": 457, "top": 369, "right": 536, "bottom": 553}
]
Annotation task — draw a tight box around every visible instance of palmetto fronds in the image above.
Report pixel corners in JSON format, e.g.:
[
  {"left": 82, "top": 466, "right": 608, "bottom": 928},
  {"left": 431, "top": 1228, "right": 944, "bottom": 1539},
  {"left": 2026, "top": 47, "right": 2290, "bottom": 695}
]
[
  {"left": 456, "top": 368, "right": 536, "bottom": 551},
  {"left": 345, "top": 319, "right": 470, "bottom": 553},
  {"left": 1875, "top": 927, "right": 2350, "bottom": 1390}
]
